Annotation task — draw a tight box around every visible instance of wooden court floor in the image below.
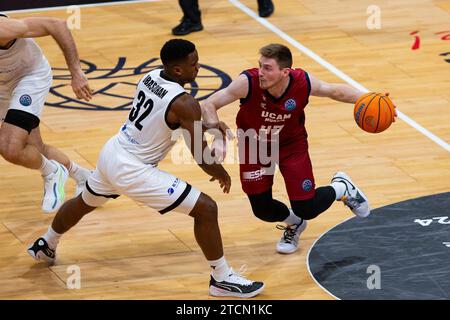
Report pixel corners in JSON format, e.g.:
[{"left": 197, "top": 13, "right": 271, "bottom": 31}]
[{"left": 0, "top": 0, "right": 449, "bottom": 299}]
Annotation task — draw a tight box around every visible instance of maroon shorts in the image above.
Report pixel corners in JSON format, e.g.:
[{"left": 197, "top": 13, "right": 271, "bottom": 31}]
[{"left": 239, "top": 142, "right": 315, "bottom": 201}]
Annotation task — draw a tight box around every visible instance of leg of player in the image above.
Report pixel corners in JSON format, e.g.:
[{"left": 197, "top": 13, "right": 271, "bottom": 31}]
[
  {"left": 28, "top": 127, "right": 92, "bottom": 197},
  {"left": 0, "top": 121, "right": 68, "bottom": 213},
  {"left": 27, "top": 194, "right": 97, "bottom": 263},
  {"left": 247, "top": 189, "right": 306, "bottom": 254},
  {"left": 289, "top": 174, "right": 371, "bottom": 223},
  {"left": 188, "top": 192, "right": 265, "bottom": 298}
]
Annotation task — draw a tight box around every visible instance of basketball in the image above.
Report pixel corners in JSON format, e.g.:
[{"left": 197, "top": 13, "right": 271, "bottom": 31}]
[{"left": 354, "top": 92, "right": 395, "bottom": 133}]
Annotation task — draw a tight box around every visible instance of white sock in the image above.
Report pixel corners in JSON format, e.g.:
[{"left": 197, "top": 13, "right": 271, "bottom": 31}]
[
  {"left": 283, "top": 208, "right": 303, "bottom": 226},
  {"left": 209, "top": 256, "right": 230, "bottom": 282},
  {"left": 69, "top": 161, "right": 91, "bottom": 183},
  {"left": 42, "top": 226, "right": 62, "bottom": 250},
  {"left": 40, "top": 156, "right": 57, "bottom": 177},
  {"left": 330, "top": 181, "right": 347, "bottom": 200}
]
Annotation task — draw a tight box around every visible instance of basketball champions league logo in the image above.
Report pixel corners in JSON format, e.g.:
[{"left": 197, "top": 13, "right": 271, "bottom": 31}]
[{"left": 46, "top": 57, "right": 231, "bottom": 110}]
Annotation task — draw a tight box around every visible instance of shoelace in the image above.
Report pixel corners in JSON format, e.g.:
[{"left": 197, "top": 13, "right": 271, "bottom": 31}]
[
  {"left": 227, "top": 268, "right": 253, "bottom": 286},
  {"left": 276, "top": 224, "right": 298, "bottom": 243}
]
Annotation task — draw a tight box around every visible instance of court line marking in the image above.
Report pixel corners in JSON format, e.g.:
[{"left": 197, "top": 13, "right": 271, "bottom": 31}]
[
  {"left": 2, "top": 0, "right": 162, "bottom": 14},
  {"left": 305, "top": 217, "right": 355, "bottom": 301},
  {"left": 229, "top": 0, "right": 450, "bottom": 152}
]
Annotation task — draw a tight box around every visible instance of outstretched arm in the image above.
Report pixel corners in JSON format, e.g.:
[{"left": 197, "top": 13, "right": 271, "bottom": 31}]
[
  {"left": 0, "top": 17, "right": 92, "bottom": 101},
  {"left": 200, "top": 73, "right": 249, "bottom": 126},
  {"left": 308, "top": 73, "right": 364, "bottom": 104}
]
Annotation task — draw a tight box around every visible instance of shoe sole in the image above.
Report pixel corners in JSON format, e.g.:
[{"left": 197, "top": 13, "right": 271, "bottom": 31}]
[
  {"left": 209, "top": 284, "right": 265, "bottom": 298},
  {"left": 27, "top": 249, "right": 55, "bottom": 264},
  {"left": 172, "top": 26, "right": 203, "bottom": 36}
]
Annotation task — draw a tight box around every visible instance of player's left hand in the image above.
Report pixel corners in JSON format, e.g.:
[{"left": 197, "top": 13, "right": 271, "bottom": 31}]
[
  {"left": 72, "top": 70, "right": 93, "bottom": 101},
  {"left": 385, "top": 92, "right": 398, "bottom": 122}
]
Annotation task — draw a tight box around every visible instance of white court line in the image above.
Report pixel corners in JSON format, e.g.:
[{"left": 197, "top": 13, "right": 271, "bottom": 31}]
[
  {"left": 2, "top": 0, "right": 162, "bottom": 14},
  {"left": 305, "top": 216, "right": 356, "bottom": 301},
  {"left": 229, "top": 0, "right": 450, "bottom": 152}
]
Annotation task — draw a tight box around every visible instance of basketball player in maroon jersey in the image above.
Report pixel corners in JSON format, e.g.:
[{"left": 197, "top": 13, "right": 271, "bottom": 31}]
[{"left": 202, "top": 43, "right": 383, "bottom": 254}]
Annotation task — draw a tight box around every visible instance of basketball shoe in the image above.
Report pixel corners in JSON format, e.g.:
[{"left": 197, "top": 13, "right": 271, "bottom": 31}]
[
  {"left": 209, "top": 268, "right": 265, "bottom": 298},
  {"left": 27, "top": 237, "right": 56, "bottom": 264},
  {"left": 42, "top": 160, "right": 68, "bottom": 213},
  {"left": 276, "top": 219, "right": 307, "bottom": 254},
  {"left": 331, "top": 172, "right": 370, "bottom": 218}
]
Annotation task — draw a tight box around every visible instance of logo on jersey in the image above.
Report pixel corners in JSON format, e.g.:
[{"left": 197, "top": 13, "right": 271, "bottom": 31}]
[
  {"left": 261, "top": 111, "right": 292, "bottom": 123},
  {"left": 242, "top": 169, "right": 266, "bottom": 181},
  {"left": 302, "top": 179, "right": 313, "bottom": 192},
  {"left": 167, "top": 188, "right": 175, "bottom": 195},
  {"left": 46, "top": 57, "right": 231, "bottom": 111},
  {"left": 284, "top": 98, "right": 296, "bottom": 111},
  {"left": 19, "top": 94, "right": 32, "bottom": 107}
]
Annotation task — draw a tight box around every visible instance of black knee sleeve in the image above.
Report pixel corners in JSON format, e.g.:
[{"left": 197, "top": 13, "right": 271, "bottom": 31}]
[
  {"left": 248, "top": 190, "right": 290, "bottom": 222},
  {"left": 291, "top": 186, "right": 336, "bottom": 220},
  {"left": 4, "top": 109, "right": 40, "bottom": 134}
]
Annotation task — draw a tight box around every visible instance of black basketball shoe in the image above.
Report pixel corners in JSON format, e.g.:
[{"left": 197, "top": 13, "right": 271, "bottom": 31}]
[
  {"left": 209, "top": 268, "right": 265, "bottom": 298},
  {"left": 27, "top": 237, "right": 56, "bottom": 264}
]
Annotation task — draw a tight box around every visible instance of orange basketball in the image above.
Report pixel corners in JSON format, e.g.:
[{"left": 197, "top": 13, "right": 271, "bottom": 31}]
[{"left": 354, "top": 92, "right": 395, "bottom": 133}]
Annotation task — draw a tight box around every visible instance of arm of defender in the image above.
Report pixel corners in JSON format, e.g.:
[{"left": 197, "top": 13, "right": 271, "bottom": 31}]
[{"left": 171, "top": 95, "right": 231, "bottom": 193}]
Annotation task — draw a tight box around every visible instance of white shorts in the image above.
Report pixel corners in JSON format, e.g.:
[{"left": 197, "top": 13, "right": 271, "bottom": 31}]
[
  {"left": 82, "top": 136, "right": 201, "bottom": 215},
  {"left": 0, "top": 66, "right": 52, "bottom": 122}
]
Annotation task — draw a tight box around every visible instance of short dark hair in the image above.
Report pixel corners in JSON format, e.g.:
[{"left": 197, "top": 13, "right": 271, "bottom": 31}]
[
  {"left": 160, "top": 39, "right": 196, "bottom": 66},
  {"left": 259, "top": 43, "right": 293, "bottom": 68}
]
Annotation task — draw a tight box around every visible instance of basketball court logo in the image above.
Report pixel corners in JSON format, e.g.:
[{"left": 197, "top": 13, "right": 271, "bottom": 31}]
[{"left": 46, "top": 57, "right": 231, "bottom": 111}]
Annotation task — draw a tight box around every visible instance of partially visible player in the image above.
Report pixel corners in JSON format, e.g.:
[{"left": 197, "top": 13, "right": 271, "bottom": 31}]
[
  {"left": 202, "top": 43, "right": 396, "bottom": 254},
  {"left": 27, "top": 39, "right": 264, "bottom": 298},
  {"left": 0, "top": 14, "right": 92, "bottom": 213}
]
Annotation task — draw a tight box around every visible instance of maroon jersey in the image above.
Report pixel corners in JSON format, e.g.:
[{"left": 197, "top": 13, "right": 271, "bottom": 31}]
[{"left": 236, "top": 68, "right": 311, "bottom": 149}]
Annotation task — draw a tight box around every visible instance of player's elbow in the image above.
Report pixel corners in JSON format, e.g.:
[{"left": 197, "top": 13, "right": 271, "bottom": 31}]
[
  {"left": 45, "top": 18, "right": 68, "bottom": 34},
  {"left": 52, "top": 18, "right": 68, "bottom": 30}
]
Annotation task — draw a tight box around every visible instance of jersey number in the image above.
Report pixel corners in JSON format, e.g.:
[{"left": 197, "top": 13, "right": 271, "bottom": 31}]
[{"left": 129, "top": 90, "right": 154, "bottom": 131}]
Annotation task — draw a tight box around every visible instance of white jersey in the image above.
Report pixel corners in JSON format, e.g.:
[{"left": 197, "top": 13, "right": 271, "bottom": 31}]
[
  {"left": 0, "top": 37, "right": 51, "bottom": 92},
  {"left": 116, "top": 68, "right": 186, "bottom": 164}
]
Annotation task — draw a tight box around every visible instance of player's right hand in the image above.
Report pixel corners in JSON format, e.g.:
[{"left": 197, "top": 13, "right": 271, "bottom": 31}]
[
  {"left": 209, "top": 171, "right": 231, "bottom": 194},
  {"left": 385, "top": 92, "right": 398, "bottom": 122},
  {"left": 72, "top": 70, "right": 93, "bottom": 101}
]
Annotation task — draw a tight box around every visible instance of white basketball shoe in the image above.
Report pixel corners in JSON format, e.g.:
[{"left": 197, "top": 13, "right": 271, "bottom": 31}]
[
  {"left": 276, "top": 219, "right": 307, "bottom": 254},
  {"left": 331, "top": 171, "right": 370, "bottom": 218},
  {"left": 42, "top": 160, "right": 68, "bottom": 213}
]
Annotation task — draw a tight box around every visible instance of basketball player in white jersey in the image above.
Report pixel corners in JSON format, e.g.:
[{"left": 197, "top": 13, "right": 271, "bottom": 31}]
[
  {"left": 27, "top": 39, "right": 265, "bottom": 298},
  {"left": 0, "top": 14, "right": 92, "bottom": 213}
]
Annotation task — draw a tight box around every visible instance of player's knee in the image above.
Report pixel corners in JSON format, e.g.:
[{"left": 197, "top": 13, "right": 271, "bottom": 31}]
[
  {"left": 250, "top": 204, "right": 277, "bottom": 222},
  {"left": 0, "top": 141, "right": 23, "bottom": 164},
  {"left": 190, "top": 193, "right": 218, "bottom": 222},
  {"left": 291, "top": 201, "right": 317, "bottom": 220}
]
